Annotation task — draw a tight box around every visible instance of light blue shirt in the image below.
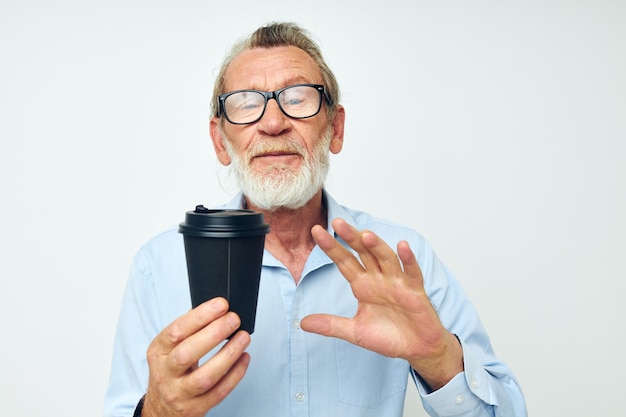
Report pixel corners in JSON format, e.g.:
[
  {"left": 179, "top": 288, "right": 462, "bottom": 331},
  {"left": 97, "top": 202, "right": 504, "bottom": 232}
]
[{"left": 104, "top": 191, "right": 527, "bottom": 417}]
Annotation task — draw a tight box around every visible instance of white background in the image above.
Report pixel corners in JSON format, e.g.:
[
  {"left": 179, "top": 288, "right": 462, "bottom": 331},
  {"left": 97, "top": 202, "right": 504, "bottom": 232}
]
[{"left": 1, "top": 1, "right": 625, "bottom": 416}]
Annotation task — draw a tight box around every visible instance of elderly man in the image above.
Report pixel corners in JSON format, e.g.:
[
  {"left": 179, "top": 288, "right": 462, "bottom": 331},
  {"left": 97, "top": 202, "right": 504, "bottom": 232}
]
[{"left": 104, "top": 22, "right": 527, "bottom": 417}]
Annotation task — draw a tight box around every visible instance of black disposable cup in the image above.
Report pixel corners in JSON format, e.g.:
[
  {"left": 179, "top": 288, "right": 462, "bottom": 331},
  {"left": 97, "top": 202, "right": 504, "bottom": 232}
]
[{"left": 179, "top": 205, "right": 270, "bottom": 334}]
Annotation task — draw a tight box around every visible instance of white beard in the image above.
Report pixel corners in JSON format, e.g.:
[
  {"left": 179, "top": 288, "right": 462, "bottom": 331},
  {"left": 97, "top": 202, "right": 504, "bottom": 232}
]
[{"left": 221, "top": 126, "right": 332, "bottom": 211}]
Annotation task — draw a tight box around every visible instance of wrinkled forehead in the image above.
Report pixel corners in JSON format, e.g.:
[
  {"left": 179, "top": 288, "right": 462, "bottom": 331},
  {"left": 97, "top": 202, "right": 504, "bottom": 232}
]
[{"left": 223, "top": 46, "right": 323, "bottom": 92}]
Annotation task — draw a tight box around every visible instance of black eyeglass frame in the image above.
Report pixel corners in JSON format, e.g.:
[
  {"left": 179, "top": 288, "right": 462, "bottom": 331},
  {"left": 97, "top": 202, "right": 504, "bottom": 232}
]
[{"left": 216, "top": 83, "right": 333, "bottom": 125}]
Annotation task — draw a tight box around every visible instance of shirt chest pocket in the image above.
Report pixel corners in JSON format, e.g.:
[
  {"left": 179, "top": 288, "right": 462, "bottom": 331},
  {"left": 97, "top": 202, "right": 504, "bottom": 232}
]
[{"left": 335, "top": 339, "right": 409, "bottom": 408}]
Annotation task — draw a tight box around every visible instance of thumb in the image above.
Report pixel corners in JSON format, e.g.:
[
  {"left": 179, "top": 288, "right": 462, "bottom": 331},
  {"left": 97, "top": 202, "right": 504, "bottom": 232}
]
[{"left": 300, "top": 314, "right": 354, "bottom": 341}]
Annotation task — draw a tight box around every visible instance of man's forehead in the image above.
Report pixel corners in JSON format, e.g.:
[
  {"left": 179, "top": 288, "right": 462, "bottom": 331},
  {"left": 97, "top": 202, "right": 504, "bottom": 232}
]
[{"left": 223, "top": 46, "right": 322, "bottom": 91}]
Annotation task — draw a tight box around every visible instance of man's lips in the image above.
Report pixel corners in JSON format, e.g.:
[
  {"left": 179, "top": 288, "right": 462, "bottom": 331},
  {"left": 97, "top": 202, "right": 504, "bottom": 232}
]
[
  {"left": 255, "top": 151, "right": 300, "bottom": 157},
  {"left": 254, "top": 151, "right": 301, "bottom": 158}
]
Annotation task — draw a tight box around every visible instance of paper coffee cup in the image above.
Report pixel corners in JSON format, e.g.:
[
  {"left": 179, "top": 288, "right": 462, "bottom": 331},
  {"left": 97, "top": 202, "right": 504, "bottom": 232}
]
[{"left": 179, "top": 205, "right": 270, "bottom": 334}]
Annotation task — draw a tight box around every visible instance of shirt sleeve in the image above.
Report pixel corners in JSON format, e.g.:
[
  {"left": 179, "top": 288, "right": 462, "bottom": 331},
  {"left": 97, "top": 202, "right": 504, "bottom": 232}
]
[
  {"left": 411, "top": 235, "right": 528, "bottom": 417},
  {"left": 103, "top": 248, "right": 162, "bottom": 417}
]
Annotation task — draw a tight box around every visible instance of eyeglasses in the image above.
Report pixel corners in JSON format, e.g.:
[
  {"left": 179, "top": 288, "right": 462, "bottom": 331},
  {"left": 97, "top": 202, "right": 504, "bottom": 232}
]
[{"left": 217, "top": 84, "right": 332, "bottom": 125}]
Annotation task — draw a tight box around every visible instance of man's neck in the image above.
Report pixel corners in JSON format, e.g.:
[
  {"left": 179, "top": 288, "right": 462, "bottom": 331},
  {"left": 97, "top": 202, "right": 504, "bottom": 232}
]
[{"left": 245, "top": 190, "right": 327, "bottom": 283}]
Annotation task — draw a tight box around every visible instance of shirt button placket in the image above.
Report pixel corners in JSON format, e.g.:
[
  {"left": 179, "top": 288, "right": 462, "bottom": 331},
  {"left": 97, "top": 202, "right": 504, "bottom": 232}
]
[{"left": 290, "top": 287, "right": 308, "bottom": 417}]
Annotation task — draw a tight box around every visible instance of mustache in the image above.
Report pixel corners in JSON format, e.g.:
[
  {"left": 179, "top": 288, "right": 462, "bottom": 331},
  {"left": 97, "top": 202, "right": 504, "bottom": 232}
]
[{"left": 247, "top": 138, "right": 306, "bottom": 160}]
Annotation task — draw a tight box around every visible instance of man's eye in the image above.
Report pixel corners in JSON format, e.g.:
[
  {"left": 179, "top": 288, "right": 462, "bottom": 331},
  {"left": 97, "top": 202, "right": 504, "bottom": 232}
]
[{"left": 285, "top": 98, "right": 304, "bottom": 106}]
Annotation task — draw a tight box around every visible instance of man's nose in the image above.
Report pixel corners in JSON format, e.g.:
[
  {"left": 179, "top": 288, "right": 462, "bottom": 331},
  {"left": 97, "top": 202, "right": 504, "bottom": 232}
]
[{"left": 257, "top": 98, "right": 291, "bottom": 135}]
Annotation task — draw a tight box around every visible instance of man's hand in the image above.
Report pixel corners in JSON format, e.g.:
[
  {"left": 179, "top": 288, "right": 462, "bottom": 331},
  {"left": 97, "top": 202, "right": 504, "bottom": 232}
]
[
  {"left": 302, "top": 218, "right": 463, "bottom": 391},
  {"left": 142, "top": 297, "right": 251, "bottom": 417}
]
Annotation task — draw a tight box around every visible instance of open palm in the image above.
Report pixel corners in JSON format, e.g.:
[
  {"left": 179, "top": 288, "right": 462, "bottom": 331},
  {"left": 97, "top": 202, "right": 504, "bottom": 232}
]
[{"left": 301, "top": 218, "right": 463, "bottom": 390}]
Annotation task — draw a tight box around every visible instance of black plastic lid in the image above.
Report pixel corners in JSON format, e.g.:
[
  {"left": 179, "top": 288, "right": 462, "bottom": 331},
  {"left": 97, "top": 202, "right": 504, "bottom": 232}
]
[{"left": 178, "top": 205, "right": 270, "bottom": 238}]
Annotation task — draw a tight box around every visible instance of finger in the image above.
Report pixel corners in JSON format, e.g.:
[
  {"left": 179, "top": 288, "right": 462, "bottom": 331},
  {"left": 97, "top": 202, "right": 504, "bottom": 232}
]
[
  {"left": 331, "top": 219, "right": 381, "bottom": 272},
  {"left": 359, "top": 230, "right": 405, "bottom": 276},
  {"left": 196, "top": 351, "right": 251, "bottom": 411},
  {"left": 311, "top": 224, "right": 365, "bottom": 281},
  {"left": 169, "top": 311, "right": 243, "bottom": 375},
  {"left": 397, "top": 240, "right": 424, "bottom": 287},
  {"left": 300, "top": 313, "right": 355, "bottom": 343},
  {"left": 154, "top": 297, "right": 229, "bottom": 354},
  {"left": 182, "top": 330, "right": 251, "bottom": 399}
]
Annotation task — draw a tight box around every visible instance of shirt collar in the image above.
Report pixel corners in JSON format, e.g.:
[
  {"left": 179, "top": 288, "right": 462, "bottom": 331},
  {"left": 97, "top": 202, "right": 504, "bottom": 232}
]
[
  {"left": 218, "top": 193, "right": 247, "bottom": 210},
  {"left": 218, "top": 190, "right": 357, "bottom": 237},
  {"left": 219, "top": 190, "right": 357, "bottom": 272}
]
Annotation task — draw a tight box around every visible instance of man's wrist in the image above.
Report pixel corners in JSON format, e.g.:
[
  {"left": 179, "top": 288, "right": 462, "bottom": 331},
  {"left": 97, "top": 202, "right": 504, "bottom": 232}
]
[{"left": 410, "top": 332, "right": 464, "bottom": 391}]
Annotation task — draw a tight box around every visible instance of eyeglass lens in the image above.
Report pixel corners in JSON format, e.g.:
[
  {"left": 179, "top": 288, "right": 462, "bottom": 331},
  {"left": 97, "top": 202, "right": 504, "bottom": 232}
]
[{"left": 223, "top": 85, "right": 321, "bottom": 124}]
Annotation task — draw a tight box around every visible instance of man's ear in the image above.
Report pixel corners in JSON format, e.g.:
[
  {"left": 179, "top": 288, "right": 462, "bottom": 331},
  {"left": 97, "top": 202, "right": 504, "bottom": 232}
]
[
  {"left": 209, "top": 117, "right": 232, "bottom": 166},
  {"left": 329, "top": 105, "right": 345, "bottom": 154}
]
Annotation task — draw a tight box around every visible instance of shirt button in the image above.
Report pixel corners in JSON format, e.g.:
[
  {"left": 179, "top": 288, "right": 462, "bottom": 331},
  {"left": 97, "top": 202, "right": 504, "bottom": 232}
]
[
  {"left": 295, "top": 392, "right": 305, "bottom": 401},
  {"left": 292, "top": 319, "right": 301, "bottom": 329},
  {"left": 470, "top": 377, "right": 478, "bottom": 389},
  {"left": 454, "top": 395, "right": 465, "bottom": 405}
]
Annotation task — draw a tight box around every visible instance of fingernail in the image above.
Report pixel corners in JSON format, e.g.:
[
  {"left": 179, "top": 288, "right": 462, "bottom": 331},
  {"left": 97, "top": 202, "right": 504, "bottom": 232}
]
[
  {"left": 227, "top": 312, "right": 241, "bottom": 328},
  {"left": 235, "top": 330, "right": 250, "bottom": 346},
  {"left": 210, "top": 297, "right": 227, "bottom": 312}
]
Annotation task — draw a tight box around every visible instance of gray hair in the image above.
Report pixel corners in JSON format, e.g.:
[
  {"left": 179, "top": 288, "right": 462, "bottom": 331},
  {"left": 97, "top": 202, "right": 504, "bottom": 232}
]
[{"left": 210, "top": 22, "right": 340, "bottom": 120}]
